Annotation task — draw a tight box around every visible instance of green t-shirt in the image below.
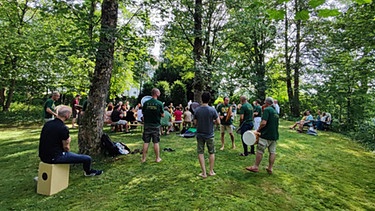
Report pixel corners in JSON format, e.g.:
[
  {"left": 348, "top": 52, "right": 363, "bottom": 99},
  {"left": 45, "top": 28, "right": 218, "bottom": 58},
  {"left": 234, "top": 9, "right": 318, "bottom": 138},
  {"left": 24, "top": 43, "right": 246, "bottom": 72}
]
[
  {"left": 143, "top": 98, "right": 164, "bottom": 128},
  {"left": 160, "top": 110, "right": 172, "bottom": 126},
  {"left": 259, "top": 106, "right": 279, "bottom": 140},
  {"left": 43, "top": 98, "right": 55, "bottom": 118},
  {"left": 217, "top": 103, "right": 233, "bottom": 125},
  {"left": 238, "top": 102, "right": 253, "bottom": 124},
  {"left": 254, "top": 105, "right": 262, "bottom": 117}
]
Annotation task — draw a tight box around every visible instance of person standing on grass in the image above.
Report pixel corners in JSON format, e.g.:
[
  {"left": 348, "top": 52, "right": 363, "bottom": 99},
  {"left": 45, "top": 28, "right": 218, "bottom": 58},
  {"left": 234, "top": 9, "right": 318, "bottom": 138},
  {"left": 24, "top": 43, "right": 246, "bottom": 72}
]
[
  {"left": 43, "top": 91, "right": 60, "bottom": 122},
  {"left": 142, "top": 88, "right": 164, "bottom": 163},
  {"left": 194, "top": 92, "right": 220, "bottom": 178},
  {"left": 70, "top": 94, "right": 81, "bottom": 128},
  {"left": 217, "top": 96, "right": 235, "bottom": 150},
  {"left": 246, "top": 97, "right": 279, "bottom": 174},
  {"left": 238, "top": 96, "right": 254, "bottom": 156},
  {"left": 39, "top": 105, "right": 103, "bottom": 176},
  {"left": 252, "top": 99, "right": 262, "bottom": 131}
]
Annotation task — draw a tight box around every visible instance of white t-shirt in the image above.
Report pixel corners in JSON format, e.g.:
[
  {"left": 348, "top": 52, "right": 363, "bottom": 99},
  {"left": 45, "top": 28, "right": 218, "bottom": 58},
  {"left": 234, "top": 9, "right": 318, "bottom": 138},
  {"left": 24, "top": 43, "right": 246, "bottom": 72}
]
[{"left": 136, "top": 109, "right": 143, "bottom": 122}]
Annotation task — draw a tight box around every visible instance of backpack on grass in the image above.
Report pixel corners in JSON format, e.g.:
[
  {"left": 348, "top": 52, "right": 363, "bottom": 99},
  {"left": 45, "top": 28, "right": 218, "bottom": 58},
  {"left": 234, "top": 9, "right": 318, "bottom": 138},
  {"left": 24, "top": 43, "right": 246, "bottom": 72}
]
[
  {"left": 101, "top": 133, "right": 131, "bottom": 157},
  {"left": 181, "top": 127, "right": 196, "bottom": 138}
]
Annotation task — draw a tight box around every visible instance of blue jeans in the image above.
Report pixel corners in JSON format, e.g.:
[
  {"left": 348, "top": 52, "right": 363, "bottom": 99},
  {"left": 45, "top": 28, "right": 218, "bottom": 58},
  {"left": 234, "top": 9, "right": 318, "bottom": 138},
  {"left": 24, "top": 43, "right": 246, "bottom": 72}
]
[
  {"left": 51, "top": 152, "right": 92, "bottom": 173},
  {"left": 241, "top": 122, "right": 254, "bottom": 155}
]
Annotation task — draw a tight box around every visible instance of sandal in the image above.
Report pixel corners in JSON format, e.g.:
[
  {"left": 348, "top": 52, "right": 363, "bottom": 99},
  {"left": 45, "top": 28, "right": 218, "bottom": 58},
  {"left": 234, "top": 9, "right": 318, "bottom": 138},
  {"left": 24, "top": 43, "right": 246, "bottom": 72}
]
[{"left": 245, "top": 166, "right": 259, "bottom": 173}]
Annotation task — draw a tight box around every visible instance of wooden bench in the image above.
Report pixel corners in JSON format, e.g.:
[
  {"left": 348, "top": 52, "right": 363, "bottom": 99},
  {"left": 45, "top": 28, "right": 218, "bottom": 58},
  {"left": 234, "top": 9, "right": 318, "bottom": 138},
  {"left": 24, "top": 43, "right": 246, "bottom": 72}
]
[
  {"left": 37, "top": 162, "right": 70, "bottom": 195},
  {"left": 128, "top": 122, "right": 144, "bottom": 132}
]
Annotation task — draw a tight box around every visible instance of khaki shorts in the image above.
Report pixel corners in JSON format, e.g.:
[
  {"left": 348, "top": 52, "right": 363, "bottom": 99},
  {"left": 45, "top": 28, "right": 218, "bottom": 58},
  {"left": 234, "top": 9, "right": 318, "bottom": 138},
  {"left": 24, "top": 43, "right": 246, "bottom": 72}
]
[
  {"left": 220, "top": 125, "right": 233, "bottom": 134},
  {"left": 197, "top": 137, "right": 215, "bottom": 154},
  {"left": 256, "top": 137, "right": 277, "bottom": 154}
]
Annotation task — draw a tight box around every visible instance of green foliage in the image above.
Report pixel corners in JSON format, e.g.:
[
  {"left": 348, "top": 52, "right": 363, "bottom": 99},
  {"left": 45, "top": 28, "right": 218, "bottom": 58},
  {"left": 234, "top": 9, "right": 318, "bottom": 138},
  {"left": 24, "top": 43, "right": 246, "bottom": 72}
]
[
  {"left": 0, "top": 103, "right": 43, "bottom": 125},
  {"left": 153, "top": 62, "right": 182, "bottom": 85},
  {"left": 137, "top": 82, "right": 154, "bottom": 103},
  {"left": 317, "top": 9, "right": 341, "bottom": 18},
  {"left": 308, "top": 0, "right": 325, "bottom": 8},
  {"left": 170, "top": 80, "right": 187, "bottom": 106},
  {"left": 355, "top": 0, "right": 373, "bottom": 4},
  {"left": 348, "top": 120, "right": 375, "bottom": 150},
  {"left": 266, "top": 9, "right": 286, "bottom": 20},
  {"left": 155, "top": 81, "right": 170, "bottom": 104},
  {"left": 295, "top": 10, "right": 310, "bottom": 20}
]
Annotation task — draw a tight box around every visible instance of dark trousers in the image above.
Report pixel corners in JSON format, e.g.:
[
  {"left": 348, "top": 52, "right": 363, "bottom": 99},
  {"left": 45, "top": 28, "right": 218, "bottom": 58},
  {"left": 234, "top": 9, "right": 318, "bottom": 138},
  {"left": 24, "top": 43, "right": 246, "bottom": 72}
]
[
  {"left": 50, "top": 152, "right": 92, "bottom": 173},
  {"left": 241, "top": 122, "right": 254, "bottom": 155}
]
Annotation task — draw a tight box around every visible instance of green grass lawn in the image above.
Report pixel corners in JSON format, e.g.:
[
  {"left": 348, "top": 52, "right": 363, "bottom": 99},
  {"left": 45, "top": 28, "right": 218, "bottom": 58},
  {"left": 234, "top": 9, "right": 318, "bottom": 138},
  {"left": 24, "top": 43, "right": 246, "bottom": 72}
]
[{"left": 0, "top": 120, "right": 374, "bottom": 210}]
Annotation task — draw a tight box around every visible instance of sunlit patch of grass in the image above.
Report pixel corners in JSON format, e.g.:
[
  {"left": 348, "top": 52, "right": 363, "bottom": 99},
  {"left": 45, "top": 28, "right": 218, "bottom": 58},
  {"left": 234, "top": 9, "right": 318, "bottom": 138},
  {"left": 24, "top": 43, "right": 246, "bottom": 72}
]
[{"left": 0, "top": 120, "right": 374, "bottom": 210}]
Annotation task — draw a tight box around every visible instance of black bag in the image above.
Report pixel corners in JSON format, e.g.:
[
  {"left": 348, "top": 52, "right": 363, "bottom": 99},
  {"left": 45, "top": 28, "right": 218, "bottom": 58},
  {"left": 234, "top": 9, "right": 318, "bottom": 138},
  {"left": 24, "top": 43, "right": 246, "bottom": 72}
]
[
  {"left": 101, "top": 133, "right": 121, "bottom": 157},
  {"left": 101, "top": 133, "right": 131, "bottom": 157}
]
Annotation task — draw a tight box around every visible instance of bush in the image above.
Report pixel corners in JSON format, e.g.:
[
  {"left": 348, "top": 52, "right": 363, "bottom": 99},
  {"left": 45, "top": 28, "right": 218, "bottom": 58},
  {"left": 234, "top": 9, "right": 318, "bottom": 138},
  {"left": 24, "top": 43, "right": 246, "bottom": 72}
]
[
  {"left": 347, "top": 120, "right": 375, "bottom": 150},
  {"left": 156, "top": 81, "right": 170, "bottom": 104},
  {"left": 170, "top": 80, "right": 187, "bottom": 106},
  {"left": 0, "top": 102, "right": 43, "bottom": 125}
]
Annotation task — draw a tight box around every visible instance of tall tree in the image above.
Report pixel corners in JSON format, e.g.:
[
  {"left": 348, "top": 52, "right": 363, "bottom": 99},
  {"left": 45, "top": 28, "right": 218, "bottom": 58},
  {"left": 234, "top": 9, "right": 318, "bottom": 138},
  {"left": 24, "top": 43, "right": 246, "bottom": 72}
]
[
  {"left": 78, "top": 0, "right": 118, "bottom": 155},
  {"left": 0, "top": 0, "right": 39, "bottom": 111},
  {"left": 226, "top": 0, "right": 277, "bottom": 101},
  {"left": 155, "top": 0, "right": 229, "bottom": 102}
]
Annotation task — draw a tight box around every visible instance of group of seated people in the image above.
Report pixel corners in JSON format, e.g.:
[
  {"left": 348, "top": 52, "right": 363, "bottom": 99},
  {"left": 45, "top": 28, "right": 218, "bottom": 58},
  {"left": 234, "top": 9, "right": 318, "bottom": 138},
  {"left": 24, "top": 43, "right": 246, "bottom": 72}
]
[
  {"left": 103, "top": 100, "right": 194, "bottom": 134},
  {"left": 315, "top": 110, "right": 332, "bottom": 130},
  {"left": 160, "top": 104, "right": 194, "bottom": 135},
  {"left": 103, "top": 101, "right": 143, "bottom": 133},
  {"left": 290, "top": 109, "right": 332, "bottom": 133}
]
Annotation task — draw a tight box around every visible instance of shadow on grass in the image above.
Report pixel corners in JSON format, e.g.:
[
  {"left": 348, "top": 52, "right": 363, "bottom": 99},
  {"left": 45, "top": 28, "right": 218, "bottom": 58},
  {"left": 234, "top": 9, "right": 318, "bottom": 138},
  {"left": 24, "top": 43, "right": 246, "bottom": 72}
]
[{"left": 0, "top": 120, "right": 374, "bottom": 210}]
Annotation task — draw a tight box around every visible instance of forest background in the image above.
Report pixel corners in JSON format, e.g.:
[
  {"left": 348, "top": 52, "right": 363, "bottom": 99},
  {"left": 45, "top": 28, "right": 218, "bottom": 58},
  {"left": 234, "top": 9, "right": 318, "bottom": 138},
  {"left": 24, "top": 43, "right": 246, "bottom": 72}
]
[{"left": 0, "top": 0, "right": 374, "bottom": 151}]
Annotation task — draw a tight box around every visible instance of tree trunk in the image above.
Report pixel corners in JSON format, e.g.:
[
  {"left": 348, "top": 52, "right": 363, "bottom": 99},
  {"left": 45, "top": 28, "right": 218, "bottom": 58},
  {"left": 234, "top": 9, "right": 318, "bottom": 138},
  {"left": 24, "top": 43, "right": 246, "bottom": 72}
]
[
  {"left": 0, "top": 88, "right": 5, "bottom": 109},
  {"left": 253, "top": 32, "right": 266, "bottom": 102},
  {"left": 4, "top": 57, "right": 18, "bottom": 112},
  {"left": 284, "top": 3, "right": 294, "bottom": 115},
  {"left": 78, "top": 0, "right": 118, "bottom": 155},
  {"left": 292, "top": 15, "right": 301, "bottom": 117},
  {"left": 4, "top": 79, "right": 16, "bottom": 112},
  {"left": 193, "top": 0, "right": 203, "bottom": 103}
]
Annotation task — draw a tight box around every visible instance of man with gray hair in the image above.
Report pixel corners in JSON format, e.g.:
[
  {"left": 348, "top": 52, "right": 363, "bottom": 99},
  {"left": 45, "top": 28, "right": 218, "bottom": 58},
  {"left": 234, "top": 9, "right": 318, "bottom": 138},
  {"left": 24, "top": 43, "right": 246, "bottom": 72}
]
[
  {"left": 39, "top": 105, "right": 103, "bottom": 176},
  {"left": 246, "top": 97, "right": 279, "bottom": 174}
]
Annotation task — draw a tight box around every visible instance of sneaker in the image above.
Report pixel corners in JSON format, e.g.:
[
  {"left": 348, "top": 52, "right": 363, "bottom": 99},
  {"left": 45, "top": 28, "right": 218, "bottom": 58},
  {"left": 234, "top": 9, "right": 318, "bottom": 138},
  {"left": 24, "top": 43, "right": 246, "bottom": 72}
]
[{"left": 84, "top": 169, "right": 103, "bottom": 177}]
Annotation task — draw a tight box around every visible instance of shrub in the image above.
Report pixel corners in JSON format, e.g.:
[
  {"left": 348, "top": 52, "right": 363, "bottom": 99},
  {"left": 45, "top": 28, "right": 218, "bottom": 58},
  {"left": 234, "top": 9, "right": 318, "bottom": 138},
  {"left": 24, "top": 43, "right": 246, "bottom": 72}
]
[
  {"left": 347, "top": 120, "right": 375, "bottom": 150},
  {"left": 170, "top": 80, "right": 187, "bottom": 106},
  {"left": 0, "top": 102, "right": 43, "bottom": 125}
]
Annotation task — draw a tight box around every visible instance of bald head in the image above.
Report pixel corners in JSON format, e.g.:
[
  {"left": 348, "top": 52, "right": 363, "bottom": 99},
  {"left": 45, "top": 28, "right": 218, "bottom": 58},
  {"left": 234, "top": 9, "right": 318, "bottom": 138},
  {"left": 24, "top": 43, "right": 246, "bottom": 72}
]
[
  {"left": 240, "top": 95, "right": 247, "bottom": 104},
  {"left": 151, "top": 88, "right": 160, "bottom": 98}
]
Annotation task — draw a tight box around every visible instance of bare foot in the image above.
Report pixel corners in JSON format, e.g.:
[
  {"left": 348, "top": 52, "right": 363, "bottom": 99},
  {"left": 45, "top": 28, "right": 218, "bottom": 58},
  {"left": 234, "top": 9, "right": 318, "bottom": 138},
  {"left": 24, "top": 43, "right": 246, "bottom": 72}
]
[
  {"left": 156, "top": 158, "right": 162, "bottom": 163},
  {"left": 141, "top": 159, "right": 146, "bottom": 163},
  {"left": 199, "top": 173, "right": 207, "bottom": 178},
  {"left": 232, "top": 145, "right": 236, "bottom": 149},
  {"left": 265, "top": 166, "right": 273, "bottom": 174},
  {"left": 220, "top": 146, "right": 224, "bottom": 151},
  {"left": 209, "top": 171, "right": 216, "bottom": 176}
]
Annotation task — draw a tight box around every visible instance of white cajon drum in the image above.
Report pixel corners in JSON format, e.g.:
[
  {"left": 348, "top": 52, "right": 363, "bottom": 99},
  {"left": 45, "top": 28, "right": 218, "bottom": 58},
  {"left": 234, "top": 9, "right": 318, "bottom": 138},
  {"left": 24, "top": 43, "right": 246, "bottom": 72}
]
[{"left": 37, "top": 162, "right": 69, "bottom": 195}]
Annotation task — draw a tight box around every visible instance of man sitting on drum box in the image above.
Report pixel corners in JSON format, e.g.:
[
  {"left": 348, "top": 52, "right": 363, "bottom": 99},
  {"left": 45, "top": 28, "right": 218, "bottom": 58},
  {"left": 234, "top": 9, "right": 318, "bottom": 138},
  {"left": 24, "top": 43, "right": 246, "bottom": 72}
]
[{"left": 39, "top": 105, "right": 103, "bottom": 176}]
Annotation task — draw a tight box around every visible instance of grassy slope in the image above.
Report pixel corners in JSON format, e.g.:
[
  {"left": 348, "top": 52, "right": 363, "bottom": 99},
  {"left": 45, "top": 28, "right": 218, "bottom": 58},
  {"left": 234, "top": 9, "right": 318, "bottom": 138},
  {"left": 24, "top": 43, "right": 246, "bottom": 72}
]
[{"left": 0, "top": 120, "right": 374, "bottom": 210}]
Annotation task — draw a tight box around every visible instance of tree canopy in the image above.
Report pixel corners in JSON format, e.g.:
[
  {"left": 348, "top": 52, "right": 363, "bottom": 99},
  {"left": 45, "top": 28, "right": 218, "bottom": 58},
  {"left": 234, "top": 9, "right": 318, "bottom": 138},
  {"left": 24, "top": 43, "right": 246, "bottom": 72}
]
[{"left": 1, "top": 0, "right": 374, "bottom": 153}]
